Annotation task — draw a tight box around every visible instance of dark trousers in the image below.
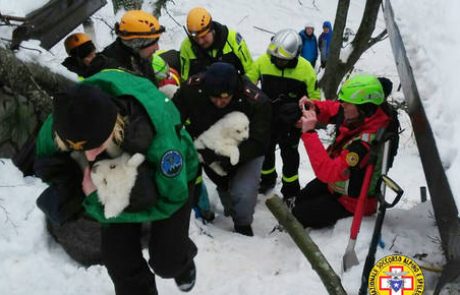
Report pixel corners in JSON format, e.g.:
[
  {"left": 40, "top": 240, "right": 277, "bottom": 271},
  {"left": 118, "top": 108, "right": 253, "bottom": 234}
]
[
  {"left": 101, "top": 198, "right": 197, "bottom": 295},
  {"left": 292, "top": 178, "right": 352, "bottom": 229},
  {"left": 261, "top": 128, "right": 301, "bottom": 197}
]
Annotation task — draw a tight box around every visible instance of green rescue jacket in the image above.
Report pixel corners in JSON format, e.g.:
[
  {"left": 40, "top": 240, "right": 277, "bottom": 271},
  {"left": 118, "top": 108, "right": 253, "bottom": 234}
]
[
  {"left": 36, "top": 70, "right": 199, "bottom": 223},
  {"left": 246, "top": 53, "right": 320, "bottom": 101},
  {"left": 179, "top": 21, "right": 253, "bottom": 81}
]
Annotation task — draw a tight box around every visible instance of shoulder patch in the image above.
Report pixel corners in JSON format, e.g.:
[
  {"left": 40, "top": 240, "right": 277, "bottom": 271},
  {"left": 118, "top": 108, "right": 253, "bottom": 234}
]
[
  {"left": 345, "top": 152, "right": 360, "bottom": 167},
  {"left": 160, "top": 150, "right": 183, "bottom": 177}
]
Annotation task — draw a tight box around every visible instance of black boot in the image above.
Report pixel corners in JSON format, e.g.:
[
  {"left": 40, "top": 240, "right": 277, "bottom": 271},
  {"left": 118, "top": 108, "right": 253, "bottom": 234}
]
[
  {"left": 258, "top": 181, "right": 275, "bottom": 195},
  {"left": 174, "top": 262, "right": 196, "bottom": 292},
  {"left": 234, "top": 224, "right": 254, "bottom": 236}
]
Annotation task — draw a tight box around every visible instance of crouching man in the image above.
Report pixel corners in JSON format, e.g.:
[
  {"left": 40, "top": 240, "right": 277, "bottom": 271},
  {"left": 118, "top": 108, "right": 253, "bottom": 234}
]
[{"left": 173, "top": 62, "right": 271, "bottom": 236}]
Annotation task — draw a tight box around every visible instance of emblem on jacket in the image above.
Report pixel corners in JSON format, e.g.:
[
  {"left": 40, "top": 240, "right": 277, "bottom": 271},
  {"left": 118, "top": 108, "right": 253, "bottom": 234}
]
[{"left": 160, "top": 150, "right": 183, "bottom": 177}]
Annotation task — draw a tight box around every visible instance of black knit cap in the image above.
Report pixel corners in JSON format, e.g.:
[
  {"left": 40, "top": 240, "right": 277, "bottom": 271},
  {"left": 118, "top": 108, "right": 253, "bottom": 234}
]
[
  {"left": 53, "top": 84, "right": 118, "bottom": 151},
  {"left": 203, "top": 62, "right": 238, "bottom": 97}
]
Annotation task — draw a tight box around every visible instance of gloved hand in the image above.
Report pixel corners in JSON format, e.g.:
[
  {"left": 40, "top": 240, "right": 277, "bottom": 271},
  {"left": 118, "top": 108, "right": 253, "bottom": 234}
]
[
  {"left": 197, "top": 148, "right": 219, "bottom": 165},
  {"left": 216, "top": 155, "right": 232, "bottom": 173}
]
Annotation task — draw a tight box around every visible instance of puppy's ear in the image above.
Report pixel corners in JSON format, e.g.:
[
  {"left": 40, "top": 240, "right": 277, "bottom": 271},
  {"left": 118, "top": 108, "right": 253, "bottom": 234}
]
[{"left": 127, "top": 153, "right": 145, "bottom": 167}]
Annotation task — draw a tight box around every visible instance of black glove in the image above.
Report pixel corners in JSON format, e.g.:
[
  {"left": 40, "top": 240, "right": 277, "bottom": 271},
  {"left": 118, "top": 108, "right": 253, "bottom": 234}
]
[
  {"left": 216, "top": 155, "right": 232, "bottom": 173},
  {"left": 198, "top": 148, "right": 220, "bottom": 165}
]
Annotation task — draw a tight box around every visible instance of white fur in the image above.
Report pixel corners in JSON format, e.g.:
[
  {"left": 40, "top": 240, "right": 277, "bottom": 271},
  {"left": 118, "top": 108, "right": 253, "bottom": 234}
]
[
  {"left": 194, "top": 111, "right": 250, "bottom": 176},
  {"left": 90, "top": 153, "right": 145, "bottom": 218}
]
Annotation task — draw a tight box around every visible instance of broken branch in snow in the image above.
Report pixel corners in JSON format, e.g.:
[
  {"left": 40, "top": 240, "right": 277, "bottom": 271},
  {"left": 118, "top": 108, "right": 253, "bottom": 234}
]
[{"left": 266, "top": 195, "right": 347, "bottom": 295}]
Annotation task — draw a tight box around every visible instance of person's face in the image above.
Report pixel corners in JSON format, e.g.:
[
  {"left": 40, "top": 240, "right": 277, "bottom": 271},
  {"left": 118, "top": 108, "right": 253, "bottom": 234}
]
[
  {"left": 323, "top": 26, "right": 330, "bottom": 33},
  {"left": 210, "top": 94, "right": 233, "bottom": 108},
  {"left": 82, "top": 50, "right": 96, "bottom": 66},
  {"left": 84, "top": 134, "right": 113, "bottom": 162},
  {"left": 138, "top": 39, "right": 160, "bottom": 59},
  {"left": 193, "top": 31, "right": 214, "bottom": 49},
  {"left": 305, "top": 27, "right": 314, "bottom": 35},
  {"left": 341, "top": 102, "right": 360, "bottom": 121}
]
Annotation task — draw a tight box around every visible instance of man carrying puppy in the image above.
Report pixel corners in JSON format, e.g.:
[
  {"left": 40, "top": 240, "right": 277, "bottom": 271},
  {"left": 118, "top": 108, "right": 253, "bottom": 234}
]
[{"left": 173, "top": 62, "right": 272, "bottom": 236}]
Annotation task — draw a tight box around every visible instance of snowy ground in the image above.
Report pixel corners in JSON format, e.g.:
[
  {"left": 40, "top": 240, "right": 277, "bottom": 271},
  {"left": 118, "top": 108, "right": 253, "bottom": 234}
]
[{"left": 0, "top": 0, "right": 453, "bottom": 294}]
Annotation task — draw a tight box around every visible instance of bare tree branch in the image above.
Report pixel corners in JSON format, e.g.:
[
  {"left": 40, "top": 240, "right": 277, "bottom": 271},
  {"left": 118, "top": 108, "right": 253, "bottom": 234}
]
[{"left": 367, "top": 29, "right": 388, "bottom": 49}]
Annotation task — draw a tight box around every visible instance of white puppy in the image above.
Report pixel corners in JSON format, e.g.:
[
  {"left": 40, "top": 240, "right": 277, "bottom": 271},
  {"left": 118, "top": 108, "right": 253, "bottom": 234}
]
[
  {"left": 194, "top": 111, "right": 250, "bottom": 176},
  {"left": 90, "top": 153, "right": 145, "bottom": 218}
]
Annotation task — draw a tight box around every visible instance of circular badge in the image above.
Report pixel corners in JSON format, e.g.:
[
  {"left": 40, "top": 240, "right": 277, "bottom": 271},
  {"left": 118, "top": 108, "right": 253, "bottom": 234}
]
[
  {"left": 368, "top": 254, "right": 424, "bottom": 295},
  {"left": 160, "top": 150, "right": 183, "bottom": 177},
  {"left": 346, "top": 152, "right": 360, "bottom": 167}
]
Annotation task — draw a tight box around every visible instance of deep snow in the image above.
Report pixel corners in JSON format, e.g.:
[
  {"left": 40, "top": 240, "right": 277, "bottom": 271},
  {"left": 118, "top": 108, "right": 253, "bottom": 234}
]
[{"left": 0, "top": 0, "right": 453, "bottom": 294}]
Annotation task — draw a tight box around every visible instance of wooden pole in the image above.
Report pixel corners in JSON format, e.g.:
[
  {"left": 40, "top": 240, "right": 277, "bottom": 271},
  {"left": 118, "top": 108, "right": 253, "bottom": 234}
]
[{"left": 266, "top": 195, "right": 347, "bottom": 295}]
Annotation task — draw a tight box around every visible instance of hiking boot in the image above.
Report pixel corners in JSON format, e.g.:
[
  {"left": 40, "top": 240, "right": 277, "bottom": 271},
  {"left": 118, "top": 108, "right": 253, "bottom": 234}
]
[
  {"left": 174, "top": 262, "right": 196, "bottom": 292},
  {"left": 234, "top": 224, "right": 254, "bottom": 236}
]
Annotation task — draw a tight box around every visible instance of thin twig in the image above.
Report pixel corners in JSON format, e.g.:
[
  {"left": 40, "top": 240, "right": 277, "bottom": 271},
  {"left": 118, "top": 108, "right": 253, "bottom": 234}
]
[
  {"left": 93, "top": 16, "right": 114, "bottom": 31},
  {"left": 164, "top": 7, "right": 182, "bottom": 28},
  {"left": 18, "top": 45, "right": 43, "bottom": 54},
  {"left": 311, "top": 0, "right": 320, "bottom": 11},
  {"left": 237, "top": 15, "right": 249, "bottom": 26}
]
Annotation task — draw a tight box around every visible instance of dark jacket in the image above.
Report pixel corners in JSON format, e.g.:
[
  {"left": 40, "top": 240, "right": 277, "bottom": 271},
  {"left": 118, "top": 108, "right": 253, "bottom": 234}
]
[
  {"left": 61, "top": 57, "right": 91, "bottom": 78},
  {"left": 172, "top": 74, "right": 271, "bottom": 165},
  {"left": 88, "top": 38, "right": 158, "bottom": 85}
]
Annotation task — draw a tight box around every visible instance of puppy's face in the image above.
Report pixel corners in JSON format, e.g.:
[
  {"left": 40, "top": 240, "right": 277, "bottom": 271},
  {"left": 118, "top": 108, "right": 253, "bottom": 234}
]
[
  {"left": 90, "top": 160, "right": 118, "bottom": 188},
  {"left": 230, "top": 124, "right": 249, "bottom": 142}
]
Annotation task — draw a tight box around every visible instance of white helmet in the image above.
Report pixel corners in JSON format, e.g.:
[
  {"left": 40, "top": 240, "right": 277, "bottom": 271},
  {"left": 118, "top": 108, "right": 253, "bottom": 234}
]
[{"left": 267, "top": 29, "right": 302, "bottom": 60}]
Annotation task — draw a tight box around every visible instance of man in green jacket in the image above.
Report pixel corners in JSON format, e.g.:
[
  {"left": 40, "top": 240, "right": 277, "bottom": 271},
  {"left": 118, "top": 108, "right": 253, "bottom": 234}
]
[
  {"left": 247, "top": 29, "right": 320, "bottom": 203},
  {"left": 179, "top": 6, "right": 253, "bottom": 81},
  {"left": 34, "top": 71, "right": 199, "bottom": 295}
]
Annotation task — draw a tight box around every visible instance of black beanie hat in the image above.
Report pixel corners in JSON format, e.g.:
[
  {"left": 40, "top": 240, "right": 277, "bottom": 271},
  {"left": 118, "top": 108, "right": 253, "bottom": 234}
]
[
  {"left": 53, "top": 84, "right": 118, "bottom": 151},
  {"left": 203, "top": 62, "right": 238, "bottom": 97}
]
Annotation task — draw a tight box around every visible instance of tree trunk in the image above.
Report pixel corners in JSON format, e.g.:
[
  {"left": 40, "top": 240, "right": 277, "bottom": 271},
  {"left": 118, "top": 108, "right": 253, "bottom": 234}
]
[
  {"left": 320, "top": 0, "right": 385, "bottom": 99},
  {"left": 0, "top": 46, "right": 74, "bottom": 157},
  {"left": 112, "top": 0, "right": 144, "bottom": 13},
  {"left": 266, "top": 195, "right": 347, "bottom": 295},
  {"left": 320, "top": 0, "right": 350, "bottom": 99}
]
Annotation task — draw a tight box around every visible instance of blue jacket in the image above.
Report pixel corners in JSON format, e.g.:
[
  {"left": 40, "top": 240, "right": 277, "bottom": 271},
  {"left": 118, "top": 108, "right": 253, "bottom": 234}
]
[
  {"left": 299, "top": 30, "right": 318, "bottom": 67},
  {"left": 318, "top": 21, "right": 333, "bottom": 63}
]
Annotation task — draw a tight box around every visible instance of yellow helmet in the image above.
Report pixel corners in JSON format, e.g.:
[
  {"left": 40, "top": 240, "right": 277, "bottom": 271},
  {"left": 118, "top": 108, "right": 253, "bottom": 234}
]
[
  {"left": 116, "top": 10, "right": 165, "bottom": 40},
  {"left": 186, "top": 7, "right": 212, "bottom": 37},
  {"left": 64, "top": 33, "right": 92, "bottom": 55}
]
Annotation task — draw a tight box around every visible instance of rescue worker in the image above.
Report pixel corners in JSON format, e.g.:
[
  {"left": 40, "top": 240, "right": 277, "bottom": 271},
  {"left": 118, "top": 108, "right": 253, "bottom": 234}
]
[
  {"left": 293, "top": 74, "right": 393, "bottom": 228},
  {"left": 246, "top": 29, "right": 320, "bottom": 202},
  {"left": 61, "top": 32, "right": 97, "bottom": 78},
  {"left": 34, "top": 71, "right": 200, "bottom": 295},
  {"left": 173, "top": 62, "right": 271, "bottom": 236},
  {"left": 179, "top": 6, "right": 253, "bottom": 81}
]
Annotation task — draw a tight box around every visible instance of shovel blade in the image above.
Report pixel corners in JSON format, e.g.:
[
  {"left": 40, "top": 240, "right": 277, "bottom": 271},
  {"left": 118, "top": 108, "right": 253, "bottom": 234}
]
[{"left": 342, "top": 240, "right": 359, "bottom": 272}]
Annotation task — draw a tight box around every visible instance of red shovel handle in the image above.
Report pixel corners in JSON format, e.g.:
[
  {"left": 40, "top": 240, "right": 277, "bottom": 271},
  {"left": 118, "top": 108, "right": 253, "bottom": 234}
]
[{"left": 349, "top": 163, "right": 375, "bottom": 240}]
